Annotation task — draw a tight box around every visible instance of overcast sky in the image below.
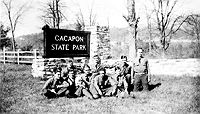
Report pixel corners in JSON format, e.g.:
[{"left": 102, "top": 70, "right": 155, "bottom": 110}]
[{"left": 1, "top": 0, "right": 200, "bottom": 37}]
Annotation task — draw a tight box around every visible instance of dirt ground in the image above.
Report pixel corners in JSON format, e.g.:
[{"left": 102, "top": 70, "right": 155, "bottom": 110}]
[{"left": 0, "top": 59, "right": 200, "bottom": 113}]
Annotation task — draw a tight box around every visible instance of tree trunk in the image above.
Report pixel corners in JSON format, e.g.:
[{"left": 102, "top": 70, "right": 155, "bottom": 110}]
[
  {"left": 128, "top": 27, "right": 137, "bottom": 60},
  {"left": 148, "top": 22, "right": 152, "bottom": 54},
  {"left": 56, "top": 0, "right": 60, "bottom": 29},
  {"left": 162, "top": 47, "right": 165, "bottom": 59},
  {"left": 126, "top": 0, "right": 138, "bottom": 60},
  {"left": 8, "top": 10, "right": 16, "bottom": 51},
  {"left": 11, "top": 30, "right": 15, "bottom": 51},
  {"left": 161, "top": 31, "right": 166, "bottom": 58},
  {"left": 197, "top": 35, "right": 200, "bottom": 57}
]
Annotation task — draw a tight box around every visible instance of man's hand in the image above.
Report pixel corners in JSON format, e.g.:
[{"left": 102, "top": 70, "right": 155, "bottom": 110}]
[
  {"left": 148, "top": 75, "right": 151, "bottom": 83},
  {"left": 40, "top": 89, "right": 46, "bottom": 95},
  {"left": 50, "top": 89, "right": 56, "bottom": 94},
  {"left": 131, "top": 78, "right": 135, "bottom": 85},
  {"left": 98, "top": 90, "right": 103, "bottom": 96},
  {"left": 57, "top": 85, "right": 62, "bottom": 88}
]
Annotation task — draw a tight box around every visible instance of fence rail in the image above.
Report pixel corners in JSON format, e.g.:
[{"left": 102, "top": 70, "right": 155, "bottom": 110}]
[{"left": 0, "top": 48, "right": 42, "bottom": 64}]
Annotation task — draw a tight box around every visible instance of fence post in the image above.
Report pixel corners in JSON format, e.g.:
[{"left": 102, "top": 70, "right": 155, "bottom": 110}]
[
  {"left": 17, "top": 49, "right": 20, "bottom": 64},
  {"left": 34, "top": 49, "right": 37, "bottom": 60},
  {"left": 3, "top": 47, "right": 5, "bottom": 64}
]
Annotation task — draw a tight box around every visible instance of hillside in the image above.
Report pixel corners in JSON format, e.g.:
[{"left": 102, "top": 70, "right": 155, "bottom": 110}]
[
  {"left": 109, "top": 27, "right": 195, "bottom": 42},
  {"left": 16, "top": 33, "right": 43, "bottom": 50},
  {"left": 16, "top": 27, "right": 195, "bottom": 48},
  {"left": 14, "top": 27, "right": 198, "bottom": 59}
]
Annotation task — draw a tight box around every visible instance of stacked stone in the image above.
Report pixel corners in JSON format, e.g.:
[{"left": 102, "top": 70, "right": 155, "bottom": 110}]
[
  {"left": 85, "top": 26, "right": 98, "bottom": 59},
  {"left": 31, "top": 58, "right": 46, "bottom": 79},
  {"left": 96, "top": 26, "right": 111, "bottom": 59},
  {"left": 43, "top": 59, "right": 58, "bottom": 79},
  {"left": 31, "top": 58, "right": 64, "bottom": 80},
  {"left": 85, "top": 26, "right": 111, "bottom": 60},
  {"left": 31, "top": 58, "right": 81, "bottom": 80}
]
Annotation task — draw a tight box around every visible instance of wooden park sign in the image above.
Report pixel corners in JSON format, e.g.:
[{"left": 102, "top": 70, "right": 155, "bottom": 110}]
[{"left": 42, "top": 25, "right": 90, "bottom": 58}]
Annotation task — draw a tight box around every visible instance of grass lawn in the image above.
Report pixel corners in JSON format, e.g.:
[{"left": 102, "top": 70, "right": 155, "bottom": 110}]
[{"left": 0, "top": 63, "right": 200, "bottom": 114}]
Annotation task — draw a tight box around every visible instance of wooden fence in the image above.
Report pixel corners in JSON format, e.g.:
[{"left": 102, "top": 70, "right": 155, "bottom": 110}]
[{"left": 0, "top": 48, "right": 42, "bottom": 64}]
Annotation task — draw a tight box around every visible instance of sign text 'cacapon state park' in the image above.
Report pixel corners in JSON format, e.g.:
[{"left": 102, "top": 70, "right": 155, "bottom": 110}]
[{"left": 43, "top": 25, "right": 90, "bottom": 58}]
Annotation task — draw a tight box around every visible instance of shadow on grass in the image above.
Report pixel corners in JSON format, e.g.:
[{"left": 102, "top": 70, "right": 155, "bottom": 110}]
[
  {"left": 148, "top": 83, "right": 161, "bottom": 91},
  {"left": 135, "top": 82, "right": 161, "bottom": 91}
]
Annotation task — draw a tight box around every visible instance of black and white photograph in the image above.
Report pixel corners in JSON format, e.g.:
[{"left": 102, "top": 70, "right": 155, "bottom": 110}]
[{"left": 0, "top": 0, "right": 200, "bottom": 113}]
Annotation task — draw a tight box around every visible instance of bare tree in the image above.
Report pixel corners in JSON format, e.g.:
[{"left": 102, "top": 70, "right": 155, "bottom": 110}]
[
  {"left": 88, "top": 1, "right": 96, "bottom": 27},
  {"left": 123, "top": 0, "right": 140, "bottom": 59},
  {"left": 2, "top": 0, "right": 29, "bottom": 51},
  {"left": 75, "top": 1, "right": 97, "bottom": 31},
  {"left": 0, "top": 23, "right": 11, "bottom": 50},
  {"left": 183, "top": 14, "right": 200, "bottom": 42},
  {"left": 183, "top": 14, "right": 200, "bottom": 56},
  {"left": 151, "top": 0, "right": 187, "bottom": 57},
  {"left": 41, "top": 0, "right": 67, "bottom": 29},
  {"left": 144, "top": 6, "right": 154, "bottom": 54},
  {"left": 75, "top": 7, "right": 86, "bottom": 31}
]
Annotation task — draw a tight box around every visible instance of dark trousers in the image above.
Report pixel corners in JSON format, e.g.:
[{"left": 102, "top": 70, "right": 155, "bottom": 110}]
[
  {"left": 57, "top": 87, "right": 70, "bottom": 97},
  {"left": 43, "top": 89, "right": 57, "bottom": 99},
  {"left": 125, "top": 74, "right": 132, "bottom": 93},
  {"left": 133, "top": 73, "right": 149, "bottom": 91},
  {"left": 43, "top": 87, "right": 75, "bottom": 99}
]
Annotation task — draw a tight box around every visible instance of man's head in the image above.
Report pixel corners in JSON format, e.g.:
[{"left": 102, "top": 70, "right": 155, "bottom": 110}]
[
  {"left": 115, "top": 66, "right": 121, "bottom": 75},
  {"left": 53, "top": 67, "right": 62, "bottom": 79},
  {"left": 121, "top": 56, "right": 127, "bottom": 62},
  {"left": 137, "top": 48, "right": 143, "bottom": 58},
  {"left": 99, "top": 68, "right": 106, "bottom": 76},
  {"left": 68, "top": 70, "right": 74, "bottom": 79},
  {"left": 83, "top": 65, "right": 91, "bottom": 74},
  {"left": 61, "top": 68, "right": 69, "bottom": 80},
  {"left": 93, "top": 55, "right": 101, "bottom": 64},
  {"left": 82, "top": 58, "right": 89, "bottom": 64},
  {"left": 68, "top": 59, "right": 74, "bottom": 68}
]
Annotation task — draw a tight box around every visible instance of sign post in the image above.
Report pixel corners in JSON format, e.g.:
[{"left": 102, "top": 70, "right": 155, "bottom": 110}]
[{"left": 42, "top": 25, "right": 90, "bottom": 58}]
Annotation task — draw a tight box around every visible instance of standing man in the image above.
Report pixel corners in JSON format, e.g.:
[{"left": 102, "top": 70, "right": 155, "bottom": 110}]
[
  {"left": 114, "top": 66, "right": 129, "bottom": 98},
  {"left": 133, "top": 48, "right": 150, "bottom": 91},
  {"left": 120, "top": 56, "right": 132, "bottom": 93}
]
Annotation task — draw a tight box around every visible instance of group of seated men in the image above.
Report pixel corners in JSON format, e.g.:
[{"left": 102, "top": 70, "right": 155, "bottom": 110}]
[{"left": 41, "top": 48, "right": 150, "bottom": 99}]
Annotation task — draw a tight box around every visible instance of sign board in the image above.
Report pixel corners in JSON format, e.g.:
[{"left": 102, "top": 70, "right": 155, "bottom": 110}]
[{"left": 43, "top": 25, "right": 90, "bottom": 58}]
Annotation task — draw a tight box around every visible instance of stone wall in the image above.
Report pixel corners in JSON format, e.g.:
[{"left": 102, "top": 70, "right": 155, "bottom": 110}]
[
  {"left": 31, "top": 58, "right": 83, "bottom": 79},
  {"left": 85, "top": 26, "right": 111, "bottom": 59}
]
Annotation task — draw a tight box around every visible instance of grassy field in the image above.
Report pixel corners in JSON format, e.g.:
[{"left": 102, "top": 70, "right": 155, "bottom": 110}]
[{"left": 0, "top": 62, "right": 200, "bottom": 114}]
